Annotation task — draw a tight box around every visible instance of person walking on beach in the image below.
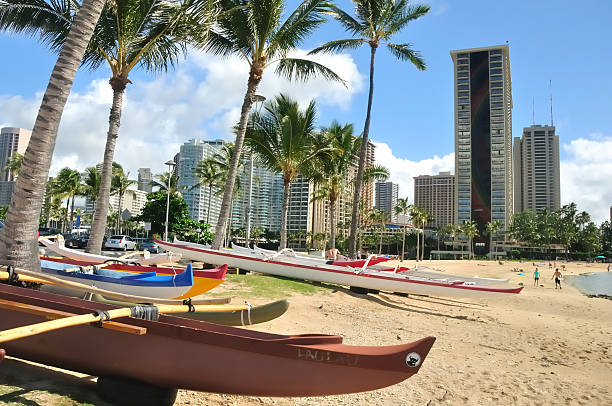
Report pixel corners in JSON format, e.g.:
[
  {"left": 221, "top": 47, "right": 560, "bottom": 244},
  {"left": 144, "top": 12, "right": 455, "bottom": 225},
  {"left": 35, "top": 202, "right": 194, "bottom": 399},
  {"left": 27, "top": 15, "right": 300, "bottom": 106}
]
[
  {"left": 534, "top": 268, "right": 540, "bottom": 287},
  {"left": 608, "top": 264, "right": 610, "bottom": 272},
  {"left": 552, "top": 268, "right": 562, "bottom": 290}
]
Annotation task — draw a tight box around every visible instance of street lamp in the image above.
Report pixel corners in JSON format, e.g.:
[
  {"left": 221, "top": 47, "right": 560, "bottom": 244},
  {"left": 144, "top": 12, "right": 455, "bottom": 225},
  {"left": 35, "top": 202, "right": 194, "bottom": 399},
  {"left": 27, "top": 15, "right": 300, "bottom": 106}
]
[
  {"left": 245, "top": 94, "right": 266, "bottom": 247},
  {"left": 163, "top": 159, "right": 176, "bottom": 241}
]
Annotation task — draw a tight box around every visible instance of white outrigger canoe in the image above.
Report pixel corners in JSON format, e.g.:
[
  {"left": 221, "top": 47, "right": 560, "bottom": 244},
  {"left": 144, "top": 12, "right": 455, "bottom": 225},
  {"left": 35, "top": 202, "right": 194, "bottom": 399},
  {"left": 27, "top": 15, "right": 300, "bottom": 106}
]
[
  {"left": 155, "top": 238, "right": 522, "bottom": 298},
  {"left": 40, "top": 237, "right": 182, "bottom": 266},
  {"left": 230, "top": 243, "right": 509, "bottom": 286}
]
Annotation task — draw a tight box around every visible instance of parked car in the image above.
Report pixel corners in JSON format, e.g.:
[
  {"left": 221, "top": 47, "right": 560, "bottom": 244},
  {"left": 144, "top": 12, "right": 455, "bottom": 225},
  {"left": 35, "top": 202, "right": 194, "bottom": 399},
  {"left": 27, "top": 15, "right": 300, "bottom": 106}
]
[
  {"left": 138, "top": 239, "right": 160, "bottom": 254},
  {"left": 63, "top": 233, "right": 83, "bottom": 248},
  {"left": 38, "top": 226, "right": 61, "bottom": 237},
  {"left": 104, "top": 235, "right": 137, "bottom": 251}
]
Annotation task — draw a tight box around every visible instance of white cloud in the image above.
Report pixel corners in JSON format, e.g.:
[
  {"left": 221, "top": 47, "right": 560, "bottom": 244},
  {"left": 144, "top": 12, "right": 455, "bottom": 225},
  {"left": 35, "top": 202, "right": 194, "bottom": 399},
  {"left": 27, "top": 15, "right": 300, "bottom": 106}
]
[
  {"left": 0, "top": 49, "right": 363, "bottom": 178},
  {"left": 373, "top": 141, "right": 454, "bottom": 203},
  {"left": 561, "top": 134, "right": 612, "bottom": 224}
]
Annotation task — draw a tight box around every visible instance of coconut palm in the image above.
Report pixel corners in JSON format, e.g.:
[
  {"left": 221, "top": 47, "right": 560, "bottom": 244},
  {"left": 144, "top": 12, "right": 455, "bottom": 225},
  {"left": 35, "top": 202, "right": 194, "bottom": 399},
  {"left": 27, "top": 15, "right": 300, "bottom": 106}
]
[
  {"left": 485, "top": 219, "right": 502, "bottom": 259},
  {"left": 81, "top": 166, "right": 101, "bottom": 213},
  {"left": 447, "top": 223, "right": 460, "bottom": 253},
  {"left": 311, "top": 0, "right": 429, "bottom": 257},
  {"left": 3, "top": 152, "right": 23, "bottom": 179},
  {"left": 201, "top": 0, "right": 344, "bottom": 249},
  {"left": 0, "top": 0, "right": 105, "bottom": 269},
  {"left": 111, "top": 167, "right": 137, "bottom": 233},
  {"left": 309, "top": 121, "right": 358, "bottom": 250},
  {"left": 461, "top": 220, "right": 478, "bottom": 260},
  {"left": 409, "top": 205, "right": 431, "bottom": 261},
  {"left": 52, "top": 167, "right": 83, "bottom": 232},
  {"left": 193, "top": 158, "right": 225, "bottom": 224},
  {"left": 367, "top": 209, "right": 388, "bottom": 255},
  {"left": 393, "top": 197, "right": 410, "bottom": 261},
  {"left": 245, "top": 94, "right": 331, "bottom": 249},
  {"left": 150, "top": 171, "right": 179, "bottom": 194}
]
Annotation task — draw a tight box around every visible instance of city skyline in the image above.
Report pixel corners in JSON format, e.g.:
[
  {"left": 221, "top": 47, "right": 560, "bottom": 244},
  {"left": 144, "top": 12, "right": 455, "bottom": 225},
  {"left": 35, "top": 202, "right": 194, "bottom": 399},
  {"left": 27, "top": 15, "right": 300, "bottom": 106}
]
[{"left": 0, "top": 1, "right": 610, "bottom": 222}]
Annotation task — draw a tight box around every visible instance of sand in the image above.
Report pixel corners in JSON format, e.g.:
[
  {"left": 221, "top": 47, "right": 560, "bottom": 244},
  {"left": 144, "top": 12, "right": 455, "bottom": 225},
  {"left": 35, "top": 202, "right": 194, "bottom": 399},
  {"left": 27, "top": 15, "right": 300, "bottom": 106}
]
[{"left": 1, "top": 259, "right": 611, "bottom": 405}]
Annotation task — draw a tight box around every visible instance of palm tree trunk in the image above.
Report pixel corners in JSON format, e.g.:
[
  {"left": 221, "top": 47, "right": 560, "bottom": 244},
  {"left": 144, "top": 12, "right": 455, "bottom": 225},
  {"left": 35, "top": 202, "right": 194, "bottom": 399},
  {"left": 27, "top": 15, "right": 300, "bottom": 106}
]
[
  {"left": 207, "top": 184, "right": 212, "bottom": 224},
  {"left": 348, "top": 44, "right": 377, "bottom": 258},
  {"left": 421, "top": 224, "right": 425, "bottom": 261},
  {"left": 415, "top": 229, "right": 420, "bottom": 261},
  {"left": 401, "top": 229, "right": 406, "bottom": 261},
  {"left": 211, "top": 68, "right": 262, "bottom": 250},
  {"left": 0, "top": 0, "right": 105, "bottom": 270},
  {"left": 117, "top": 193, "right": 123, "bottom": 233},
  {"left": 279, "top": 180, "right": 291, "bottom": 249},
  {"left": 329, "top": 200, "right": 336, "bottom": 250},
  {"left": 378, "top": 225, "right": 383, "bottom": 255},
  {"left": 87, "top": 82, "right": 127, "bottom": 254},
  {"left": 70, "top": 194, "right": 75, "bottom": 230},
  {"left": 64, "top": 198, "right": 70, "bottom": 232}
]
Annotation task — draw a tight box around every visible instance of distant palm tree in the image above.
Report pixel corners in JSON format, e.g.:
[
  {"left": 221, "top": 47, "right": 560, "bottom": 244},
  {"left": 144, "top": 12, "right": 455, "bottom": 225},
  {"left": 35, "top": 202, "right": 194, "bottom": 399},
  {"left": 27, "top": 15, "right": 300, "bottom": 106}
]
[
  {"left": 200, "top": 0, "right": 344, "bottom": 250},
  {"left": 246, "top": 94, "right": 331, "bottom": 249},
  {"left": 150, "top": 171, "right": 179, "bottom": 194},
  {"left": 367, "top": 209, "right": 388, "bottom": 255},
  {"left": 447, "top": 223, "right": 460, "bottom": 254},
  {"left": 410, "top": 205, "right": 432, "bottom": 261},
  {"left": 0, "top": 0, "right": 106, "bottom": 269},
  {"left": 193, "top": 158, "right": 224, "bottom": 224},
  {"left": 311, "top": 0, "right": 430, "bottom": 257},
  {"left": 53, "top": 168, "right": 83, "bottom": 232},
  {"left": 81, "top": 166, "right": 101, "bottom": 214},
  {"left": 393, "top": 197, "right": 410, "bottom": 261},
  {"left": 111, "top": 168, "right": 137, "bottom": 233},
  {"left": 485, "top": 220, "right": 502, "bottom": 259},
  {"left": 3, "top": 152, "right": 23, "bottom": 179},
  {"left": 461, "top": 220, "right": 479, "bottom": 259}
]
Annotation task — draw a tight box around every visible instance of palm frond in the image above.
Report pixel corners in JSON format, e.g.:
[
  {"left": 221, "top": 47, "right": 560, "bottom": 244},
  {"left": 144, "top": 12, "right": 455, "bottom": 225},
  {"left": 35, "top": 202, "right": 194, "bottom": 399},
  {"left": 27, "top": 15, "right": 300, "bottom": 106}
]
[
  {"left": 385, "top": 42, "right": 425, "bottom": 70},
  {"left": 0, "top": 0, "right": 75, "bottom": 52},
  {"left": 250, "top": 0, "right": 282, "bottom": 56},
  {"left": 309, "top": 38, "right": 363, "bottom": 54},
  {"left": 274, "top": 57, "right": 345, "bottom": 85},
  {"left": 325, "top": 4, "right": 364, "bottom": 36},
  {"left": 383, "top": 2, "right": 430, "bottom": 38},
  {"left": 269, "top": 0, "right": 326, "bottom": 56}
]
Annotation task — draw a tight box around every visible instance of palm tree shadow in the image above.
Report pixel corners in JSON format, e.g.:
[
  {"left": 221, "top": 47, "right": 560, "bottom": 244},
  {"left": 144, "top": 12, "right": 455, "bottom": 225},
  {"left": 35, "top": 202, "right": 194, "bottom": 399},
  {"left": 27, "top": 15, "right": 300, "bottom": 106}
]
[
  {"left": 380, "top": 293, "right": 488, "bottom": 310},
  {"left": 0, "top": 357, "right": 112, "bottom": 405}
]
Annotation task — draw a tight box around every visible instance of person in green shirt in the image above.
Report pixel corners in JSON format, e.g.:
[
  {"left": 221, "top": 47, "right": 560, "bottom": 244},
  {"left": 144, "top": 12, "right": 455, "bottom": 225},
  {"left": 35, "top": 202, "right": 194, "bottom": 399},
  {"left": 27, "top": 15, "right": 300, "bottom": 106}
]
[{"left": 534, "top": 268, "right": 540, "bottom": 287}]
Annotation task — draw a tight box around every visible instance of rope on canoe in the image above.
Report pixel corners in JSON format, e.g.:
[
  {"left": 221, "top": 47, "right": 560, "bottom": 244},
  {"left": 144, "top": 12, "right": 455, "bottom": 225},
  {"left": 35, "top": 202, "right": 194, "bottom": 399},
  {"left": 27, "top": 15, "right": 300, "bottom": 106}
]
[
  {"left": 182, "top": 298, "right": 195, "bottom": 312},
  {"left": 93, "top": 310, "right": 111, "bottom": 327},
  {"left": 240, "top": 302, "right": 253, "bottom": 326},
  {"left": 130, "top": 305, "right": 159, "bottom": 321}
]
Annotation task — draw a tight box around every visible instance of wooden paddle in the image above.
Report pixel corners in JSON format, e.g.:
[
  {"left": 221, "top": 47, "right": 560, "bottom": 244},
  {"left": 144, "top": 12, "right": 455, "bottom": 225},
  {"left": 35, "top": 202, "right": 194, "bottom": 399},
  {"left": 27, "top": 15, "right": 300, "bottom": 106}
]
[
  {"left": 0, "top": 302, "right": 249, "bottom": 344},
  {"left": 0, "top": 266, "right": 229, "bottom": 305}
]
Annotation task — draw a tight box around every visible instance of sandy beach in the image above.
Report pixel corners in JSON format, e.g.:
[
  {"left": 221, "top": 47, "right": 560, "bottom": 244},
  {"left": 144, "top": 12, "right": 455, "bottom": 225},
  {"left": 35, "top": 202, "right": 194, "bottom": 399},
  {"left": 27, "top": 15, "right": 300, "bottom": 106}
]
[{"left": 1, "top": 259, "right": 611, "bottom": 405}]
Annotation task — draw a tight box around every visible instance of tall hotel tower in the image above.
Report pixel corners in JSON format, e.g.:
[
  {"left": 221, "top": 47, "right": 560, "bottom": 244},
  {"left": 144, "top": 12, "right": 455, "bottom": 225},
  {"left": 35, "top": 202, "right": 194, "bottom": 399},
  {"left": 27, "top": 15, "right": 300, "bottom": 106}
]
[{"left": 450, "top": 45, "right": 513, "bottom": 249}]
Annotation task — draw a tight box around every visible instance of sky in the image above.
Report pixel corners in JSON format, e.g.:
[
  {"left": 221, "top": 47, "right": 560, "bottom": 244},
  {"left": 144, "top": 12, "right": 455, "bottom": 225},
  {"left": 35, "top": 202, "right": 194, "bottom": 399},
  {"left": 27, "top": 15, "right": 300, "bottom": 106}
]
[{"left": 0, "top": 0, "right": 611, "bottom": 223}]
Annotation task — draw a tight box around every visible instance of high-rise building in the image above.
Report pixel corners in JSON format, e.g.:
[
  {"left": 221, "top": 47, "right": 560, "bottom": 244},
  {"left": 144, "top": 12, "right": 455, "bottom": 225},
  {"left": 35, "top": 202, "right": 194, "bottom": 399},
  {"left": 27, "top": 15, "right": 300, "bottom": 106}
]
[
  {"left": 137, "top": 168, "right": 153, "bottom": 193},
  {"left": 176, "top": 139, "right": 225, "bottom": 223},
  {"left": 513, "top": 125, "right": 560, "bottom": 213},
  {"left": 231, "top": 151, "right": 284, "bottom": 232},
  {"left": 414, "top": 171, "right": 456, "bottom": 229},
  {"left": 0, "top": 127, "right": 32, "bottom": 205},
  {"left": 450, "top": 45, "right": 513, "bottom": 250},
  {"left": 374, "top": 181, "right": 398, "bottom": 222}
]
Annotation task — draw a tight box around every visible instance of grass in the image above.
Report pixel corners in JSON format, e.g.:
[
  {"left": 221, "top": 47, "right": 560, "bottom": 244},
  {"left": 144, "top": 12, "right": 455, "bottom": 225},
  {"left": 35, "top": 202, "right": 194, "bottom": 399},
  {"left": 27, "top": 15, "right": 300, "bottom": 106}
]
[{"left": 209, "top": 272, "right": 330, "bottom": 299}]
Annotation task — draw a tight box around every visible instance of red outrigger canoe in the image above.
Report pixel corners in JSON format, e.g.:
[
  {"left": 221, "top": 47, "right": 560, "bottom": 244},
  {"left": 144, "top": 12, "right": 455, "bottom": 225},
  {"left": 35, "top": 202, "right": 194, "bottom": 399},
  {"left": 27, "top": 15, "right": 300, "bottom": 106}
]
[{"left": 0, "top": 283, "right": 435, "bottom": 396}]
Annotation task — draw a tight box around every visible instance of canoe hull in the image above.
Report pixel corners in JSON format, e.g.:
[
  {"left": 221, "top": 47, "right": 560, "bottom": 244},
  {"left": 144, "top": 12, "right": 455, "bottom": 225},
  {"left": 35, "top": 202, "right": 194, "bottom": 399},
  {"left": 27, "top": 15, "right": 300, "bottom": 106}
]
[
  {"left": 156, "top": 239, "right": 522, "bottom": 298},
  {"left": 0, "top": 284, "right": 434, "bottom": 396}
]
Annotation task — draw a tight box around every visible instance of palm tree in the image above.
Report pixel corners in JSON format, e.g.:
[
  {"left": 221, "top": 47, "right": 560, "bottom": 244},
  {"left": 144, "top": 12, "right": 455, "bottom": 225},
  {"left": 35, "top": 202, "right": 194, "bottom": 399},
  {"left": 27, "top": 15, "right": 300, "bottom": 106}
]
[
  {"left": 111, "top": 167, "right": 137, "bottom": 233},
  {"left": 446, "top": 223, "right": 460, "bottom": 255},
  {"left": 150, "top": 171, "right": 179, "bottom": 194},
  {"left": 0, "top": 0, "right": 105, "bottom": 269},
  {"left": 245, "top": 94, "right": 331, "bottom": 249},
  {"left": 310, "top": 121, "right": 358, "bottom": 250},
  {"left": 393, "top": 197, "right": 410, "bottom": 261},
  {"left": 461, "top": 220, "right": 478, "bottom": 260},
  {"left": 485, "top": 219, "right": 502, "bottom": 259},
  {"left": 193, "top": 158, "right": 224, "bottom": 224},
  {"left": 53, "top": 167, "right": 82, "bottom": 232},
  {"left": 3, "top": 152, "right": 23, "bottom": 179},
  {"left": 311, "top": 0, "right": 430, "bottom": 257},
  {"left": 367, "top": 209, "right": 388, "bottom": 255},
  {"left": 81, "top": 166, "right": 101, "bottom": 213},
  {"left": 201, "top": 0, "right": 344, "bottom": 250},
  {"left": 435, "top": 224, "right": 448, "bottom": 260}
]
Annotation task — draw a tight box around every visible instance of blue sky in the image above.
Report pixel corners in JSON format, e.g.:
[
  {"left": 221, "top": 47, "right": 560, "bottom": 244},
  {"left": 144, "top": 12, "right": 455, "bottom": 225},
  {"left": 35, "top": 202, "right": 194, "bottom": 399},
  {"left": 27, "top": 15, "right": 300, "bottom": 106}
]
[{"left": 1, "top": 0, "right": 611, "bottom": 221}]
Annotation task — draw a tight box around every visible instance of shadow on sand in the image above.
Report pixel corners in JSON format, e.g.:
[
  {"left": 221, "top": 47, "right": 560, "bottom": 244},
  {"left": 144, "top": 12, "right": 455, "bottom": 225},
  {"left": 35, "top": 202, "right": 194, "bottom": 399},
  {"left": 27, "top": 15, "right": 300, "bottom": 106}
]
[{"left": 0, "top": 356, "right": 112, "bottom": 405}]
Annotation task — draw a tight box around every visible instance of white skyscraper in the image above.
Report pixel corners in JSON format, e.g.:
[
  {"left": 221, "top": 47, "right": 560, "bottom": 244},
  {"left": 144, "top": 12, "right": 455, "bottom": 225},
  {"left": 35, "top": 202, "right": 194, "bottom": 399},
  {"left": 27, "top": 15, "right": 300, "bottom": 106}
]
[
  {"left": 513, "top": 125, "right": 560, "bottom": 213},
  {"left": 0, "top": 127, "right": 32, "bottom": 205}
]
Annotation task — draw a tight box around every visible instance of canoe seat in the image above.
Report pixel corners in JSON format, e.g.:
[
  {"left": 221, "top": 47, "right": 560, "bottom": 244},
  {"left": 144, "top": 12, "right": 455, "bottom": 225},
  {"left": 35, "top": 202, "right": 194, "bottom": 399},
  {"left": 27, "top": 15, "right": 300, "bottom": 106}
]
[{"left": 94, "top": 268, "right": 157, "bottom": 279}]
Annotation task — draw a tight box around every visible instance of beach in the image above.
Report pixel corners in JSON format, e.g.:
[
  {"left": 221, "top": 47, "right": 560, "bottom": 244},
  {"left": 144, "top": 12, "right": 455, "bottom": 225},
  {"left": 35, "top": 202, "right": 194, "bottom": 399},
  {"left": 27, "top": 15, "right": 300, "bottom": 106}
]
[{"left": 1, "top": 259, "right": 611, "bottom": 405}]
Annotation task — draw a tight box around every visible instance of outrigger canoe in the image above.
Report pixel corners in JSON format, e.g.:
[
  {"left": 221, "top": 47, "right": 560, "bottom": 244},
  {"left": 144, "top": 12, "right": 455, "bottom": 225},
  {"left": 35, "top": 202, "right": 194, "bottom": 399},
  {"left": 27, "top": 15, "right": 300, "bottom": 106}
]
[
  {"left": 40, "top": 237, "right": 181, "bottom": 266},
  {"left": 39, "top": 259, "right": 220, "bottom": 300},
  {"left": 0, "top": 283, "right": 435, "bottom": 396},
  {"left": 156, "top": 238, "right": 523, "bottom": 298}
]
